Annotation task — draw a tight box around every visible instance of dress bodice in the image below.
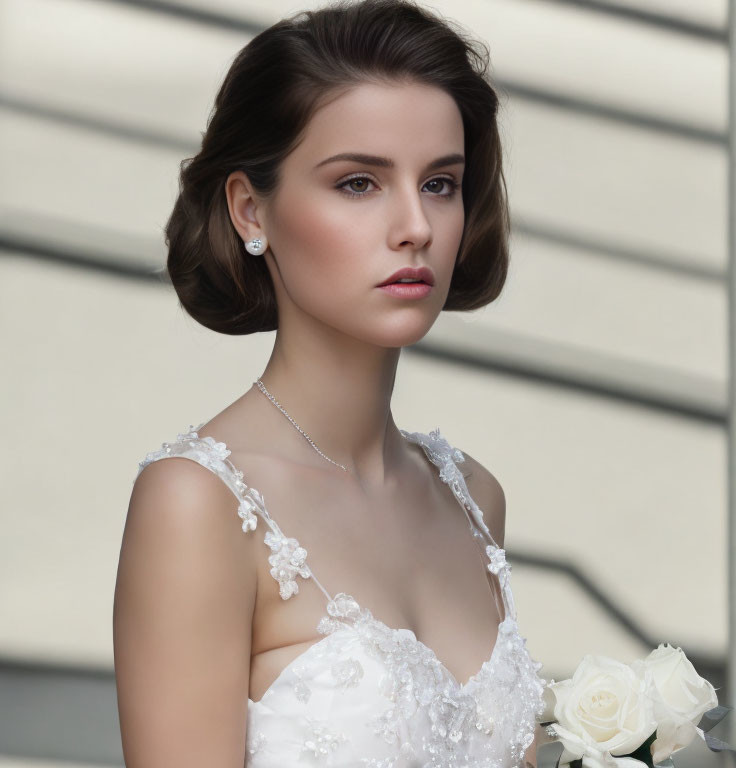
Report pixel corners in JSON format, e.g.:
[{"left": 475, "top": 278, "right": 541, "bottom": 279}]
[{"left": 137, "top": 424, "right": 547, "bottom": 767}]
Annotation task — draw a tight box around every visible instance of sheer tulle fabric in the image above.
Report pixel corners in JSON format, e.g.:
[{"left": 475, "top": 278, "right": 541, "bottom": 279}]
[{"left": 138, "top": 424, "right": 546, "bottom": 767}]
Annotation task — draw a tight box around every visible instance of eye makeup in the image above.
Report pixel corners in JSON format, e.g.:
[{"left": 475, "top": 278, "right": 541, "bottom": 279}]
[{"left": 335, "top": 173, "right": 461, "bottom": 200}]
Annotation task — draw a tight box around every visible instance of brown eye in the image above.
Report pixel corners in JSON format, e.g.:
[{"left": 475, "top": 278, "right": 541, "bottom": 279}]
[
  {"left": 424, "top": 178, "right": 459, "bottom": 196},
  {"left": 336, "top": 175, "right": 378, "bottom": 198},
  {"left": 348, "top": 178, "right": 369, "bottom": 193}
]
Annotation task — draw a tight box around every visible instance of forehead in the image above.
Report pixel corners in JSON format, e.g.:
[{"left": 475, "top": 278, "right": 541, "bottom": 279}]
[{"left": 291, "top": 81, "right": 464, "bottom": 168}]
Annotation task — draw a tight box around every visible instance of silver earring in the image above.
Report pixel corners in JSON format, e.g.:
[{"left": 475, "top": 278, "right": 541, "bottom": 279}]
[{"left": 244, "top": 236, "right": 267, "bottom": 255}]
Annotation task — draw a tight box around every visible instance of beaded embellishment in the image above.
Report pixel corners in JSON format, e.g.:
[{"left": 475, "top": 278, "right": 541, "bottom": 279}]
[
  {"left": 315, "top": 589, "right": 546, "bottom": 767},
  {"left": 137, "top": 423, "right": 313, "bottom": 600},
  {"left": 264, "top": 530, "right": 311, "bottom": 600},
  {"left": 400, "top": 426, "right": 517, "bottom": 622},
  {"left": 138, "top": 423, "right": 548, "bottom": 767}
]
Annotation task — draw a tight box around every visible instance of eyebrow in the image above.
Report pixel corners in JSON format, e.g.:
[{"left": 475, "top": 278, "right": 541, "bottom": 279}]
[{"left": 313, "top": 152, "right": 465, "bottom": 172}]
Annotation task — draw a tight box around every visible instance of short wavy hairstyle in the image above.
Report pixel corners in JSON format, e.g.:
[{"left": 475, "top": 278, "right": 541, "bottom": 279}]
[{"left": 164, "top": 0, "right": 510, "bottom": 335}]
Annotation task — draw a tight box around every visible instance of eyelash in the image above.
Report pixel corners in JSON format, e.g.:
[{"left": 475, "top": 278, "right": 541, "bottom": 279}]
[{"left": 335, "top": 174, "right": 461, "bottom": 200}]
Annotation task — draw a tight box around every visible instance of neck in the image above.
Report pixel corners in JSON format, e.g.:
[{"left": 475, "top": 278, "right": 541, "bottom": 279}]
[{"left": 255, "top": 324, "right": 405, "bottom": 486}]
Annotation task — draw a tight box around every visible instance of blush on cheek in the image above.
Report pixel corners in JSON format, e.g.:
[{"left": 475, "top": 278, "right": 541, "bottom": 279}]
[
  {"left": 277, "top": 192, "right": 372, "bottom": 277},
  {"left": 267, "top": 206, "right": 361, "bottom": 317}
]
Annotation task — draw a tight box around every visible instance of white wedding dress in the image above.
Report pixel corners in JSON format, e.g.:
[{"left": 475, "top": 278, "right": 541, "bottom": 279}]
[{"left": 138, "top": 424, "right": 547, "bottom": 767}]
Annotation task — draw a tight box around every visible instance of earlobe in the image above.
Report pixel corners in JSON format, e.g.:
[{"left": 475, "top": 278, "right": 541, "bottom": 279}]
[{"left": 244, "top": 236, "right": 268, "bottom": 256}]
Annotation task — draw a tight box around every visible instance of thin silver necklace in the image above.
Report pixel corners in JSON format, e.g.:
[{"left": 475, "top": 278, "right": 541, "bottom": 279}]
[{"left": 254, "top": 378, "right": 350, "bottom": 473}]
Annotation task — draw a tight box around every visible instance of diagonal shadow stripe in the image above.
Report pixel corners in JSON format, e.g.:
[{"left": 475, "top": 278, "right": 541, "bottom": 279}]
[{"left": 0, "top": 549, "right": 726, "bottom": 765}]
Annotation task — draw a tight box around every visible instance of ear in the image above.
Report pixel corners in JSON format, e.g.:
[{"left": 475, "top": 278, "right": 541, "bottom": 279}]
[{"left": 225, "top": 171, "right": 268, "bottom": 245}]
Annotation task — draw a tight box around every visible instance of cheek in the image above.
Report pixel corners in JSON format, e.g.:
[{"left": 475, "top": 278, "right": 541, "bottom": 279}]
[
  {"left": 269, "top": 193, "right": 375, "bottom": 306},
  {"left": 285, "top": 196, "right": 361, "bottom": 258}
]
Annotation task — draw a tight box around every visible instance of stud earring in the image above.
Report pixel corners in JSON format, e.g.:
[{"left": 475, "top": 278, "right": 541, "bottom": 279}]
[{"left": 244, "top": 236, "right": 267, "bottom": 255}]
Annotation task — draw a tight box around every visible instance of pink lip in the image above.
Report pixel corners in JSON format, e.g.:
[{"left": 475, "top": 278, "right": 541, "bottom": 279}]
[
  {"left": 377, "top": 266, "right": 435, "bottom": 287},
  {"left": 378, "top": 282, "right": 432, "bottom": 299}
]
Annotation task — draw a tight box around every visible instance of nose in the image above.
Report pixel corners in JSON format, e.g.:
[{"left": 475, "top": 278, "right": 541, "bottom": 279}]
[{"left": 389, "top": 181, "right": 433, "bottom": 250}]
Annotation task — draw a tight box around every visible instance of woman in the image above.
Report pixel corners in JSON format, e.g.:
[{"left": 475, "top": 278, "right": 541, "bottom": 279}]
[{"left": 113, "top": 0, "right": 547, "bottom": 765}]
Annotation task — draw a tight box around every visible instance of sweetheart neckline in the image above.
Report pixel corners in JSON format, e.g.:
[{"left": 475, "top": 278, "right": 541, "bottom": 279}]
[{"left": 248, "top": 602, "right": 516, "bottom": 706}]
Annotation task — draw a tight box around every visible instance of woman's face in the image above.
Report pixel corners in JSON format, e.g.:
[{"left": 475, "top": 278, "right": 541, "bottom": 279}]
[{"left": 236, "top": 80, "right": 466, "bottom": 348}]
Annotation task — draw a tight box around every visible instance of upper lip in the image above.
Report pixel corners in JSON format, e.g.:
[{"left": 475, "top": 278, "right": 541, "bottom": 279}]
[{"left": 378, "top": 266, "right": 435, "bottom": 287}]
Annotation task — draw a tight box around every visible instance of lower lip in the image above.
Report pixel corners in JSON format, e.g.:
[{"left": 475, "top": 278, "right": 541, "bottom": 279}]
[{"left": 378, "top": 282, "right": 432, "bottom": 298}]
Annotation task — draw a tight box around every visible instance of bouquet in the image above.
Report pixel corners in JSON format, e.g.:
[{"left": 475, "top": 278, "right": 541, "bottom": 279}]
[{"left": 539, "top": 642, "right": 735, "bottom": 767}]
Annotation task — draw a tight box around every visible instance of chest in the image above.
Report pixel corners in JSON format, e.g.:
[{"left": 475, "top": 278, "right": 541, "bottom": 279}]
[
  {"left": 257, "top": 455, "right": 494, "bottom": 602},
  {"left": 244, "top": 453, "right": 505, "bottom": 690}
]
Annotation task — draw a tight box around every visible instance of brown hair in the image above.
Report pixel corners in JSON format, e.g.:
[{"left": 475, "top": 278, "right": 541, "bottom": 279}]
[{"left": 164, "top": 0, "right": 510, "bottom": 335}]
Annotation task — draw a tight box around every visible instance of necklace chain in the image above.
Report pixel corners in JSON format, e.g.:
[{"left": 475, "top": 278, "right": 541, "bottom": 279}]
[{"left": 254, "top": 378, "right": 349, "bottom": 473}]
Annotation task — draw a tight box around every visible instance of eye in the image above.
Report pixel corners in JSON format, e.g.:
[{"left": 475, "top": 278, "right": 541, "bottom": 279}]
[
  {"left": 336, "top": 176, "right": 373, "bottom": 197},
  {"left": 335, "top": 174, "right": 461, "bottom": 199},
  {"left": 337, "top": 176, "right": 377, "bottom": 197},
  {"left": 423, "top": 177, "right": 461, "bottom": 197}
]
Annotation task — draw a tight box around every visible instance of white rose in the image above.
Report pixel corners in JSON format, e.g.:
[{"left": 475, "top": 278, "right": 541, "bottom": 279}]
[
  {"left": 636, "top": 643, "right": 718, "bottom": 765},
  {"left": 547, "top": 654, "right": 657, "bottom": 767}
]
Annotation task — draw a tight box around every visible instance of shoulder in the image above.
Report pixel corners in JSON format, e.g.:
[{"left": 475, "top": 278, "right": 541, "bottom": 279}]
[
  {"left": 455, "top": 447, "right": 506, "bottom": 549},
  {"left": 128, "top": 442, "right": 262, "bottom": 576},
  {"left": 134, "top": 451, "right": 238, "bottom": 522}
]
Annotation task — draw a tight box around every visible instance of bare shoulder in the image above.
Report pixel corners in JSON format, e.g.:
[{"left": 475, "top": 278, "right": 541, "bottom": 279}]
[
  {"left": 113, "top": 455, "right": 257, "bottom": 763},
  {"left": 122, "top": 456, "right": 262, "bottom": 613},
  {"left": 456, "top": 449, "right": 506, "bottom": 549},
  {"left": 131, "top": 455, "right": 258, "bottom": 549}
]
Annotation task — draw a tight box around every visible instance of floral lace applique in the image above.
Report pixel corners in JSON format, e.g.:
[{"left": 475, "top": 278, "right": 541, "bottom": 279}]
[
  {"left": 313, "top": 591, "right": 544, "bottom": 767},
  {"left": 289, "top": 668, "right": 313, "bottom": 704},
  {"left": 301, "top": 718, "right": 348, "bottom": 759},
  {"left": 264, "top": 530, "right": 311, "bottom": 600},
  {"left": 486, "top": 547, "right": 507, "bottom": 575},
  {"left": 400, "top": 427, "right": 498, "bottom": 550},
  {"left": 486, "top": 546, "right": 514, "bottom": 599},
  {"left": 138, "top": 424, "right": 267, "bottom": 533},
  {"left": 360, "top": 758, "right": 398, "bottom": 768},
  {"left": 237, "top": 496, "right": 259, "bottom": 533},
  {"left": 331, "top": 657, "right": 364, "bottom": 688},
  {"left": 139, "top": 424, "right": 314, "bottom": 601}
]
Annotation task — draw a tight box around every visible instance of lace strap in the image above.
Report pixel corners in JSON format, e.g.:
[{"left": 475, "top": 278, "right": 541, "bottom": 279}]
[
  {"left": 399, "top": 428, "right": 500, "bottom": 548},
  {"left": 137, "top": 423, "right": 334, "bottom": 604},
  {"left": 400, "top": 427, "right": 516, "bottom": 622}
]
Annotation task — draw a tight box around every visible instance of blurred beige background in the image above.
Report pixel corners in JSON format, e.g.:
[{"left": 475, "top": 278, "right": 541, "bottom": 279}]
[{"left": 0, "top": 0, "right": 732, "bottom": 765}]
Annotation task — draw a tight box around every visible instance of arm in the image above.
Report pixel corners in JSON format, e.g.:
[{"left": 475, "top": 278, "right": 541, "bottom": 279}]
[{"left": 113, "top": 458, "right": 258, "bottom": 767}]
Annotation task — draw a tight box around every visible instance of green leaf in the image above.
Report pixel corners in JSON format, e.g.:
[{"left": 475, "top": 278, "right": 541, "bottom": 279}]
[{"left": 624, "top": 731, "right": 657, "bottom": 768}]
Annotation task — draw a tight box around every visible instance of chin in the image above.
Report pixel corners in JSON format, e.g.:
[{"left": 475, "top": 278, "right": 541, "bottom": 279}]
[{"left": 365, "top": 320, "right": 437, "bottom": 349}]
